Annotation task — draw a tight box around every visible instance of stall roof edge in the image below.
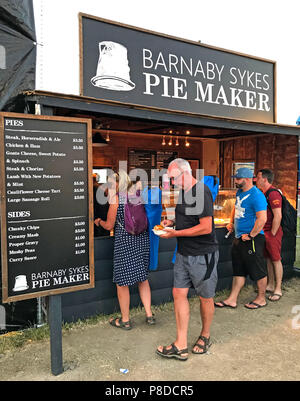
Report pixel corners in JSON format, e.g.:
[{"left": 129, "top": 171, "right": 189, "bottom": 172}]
[{"left": 23, "top": 90, "right": 300, "bottom": 138}]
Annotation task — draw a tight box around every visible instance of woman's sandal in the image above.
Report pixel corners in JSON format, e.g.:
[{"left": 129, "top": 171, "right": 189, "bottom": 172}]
[
  {"left": 192, "top": 335, "right": 212, "bottom": 355},
  {"left": 109, "top": 317, "right": 132, "bottom": 330},
  {"left": 156, "top": 343, "right": 188, "bottom": 361},
  {"left": 146, "top": 315, "right": 156, "bottom": 325}
]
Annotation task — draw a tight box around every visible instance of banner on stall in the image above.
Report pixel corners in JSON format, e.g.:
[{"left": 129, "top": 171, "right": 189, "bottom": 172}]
[{"left": 80, "top": 14, "right": 275, "bottom": 124}]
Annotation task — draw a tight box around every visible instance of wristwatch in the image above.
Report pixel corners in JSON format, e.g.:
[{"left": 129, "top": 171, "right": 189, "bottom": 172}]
[{"left": 249, "top": 233, "right": 254, "bottom": 239}]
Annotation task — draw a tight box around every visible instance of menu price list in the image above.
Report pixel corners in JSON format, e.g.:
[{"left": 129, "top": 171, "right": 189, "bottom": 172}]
[{"left": 2, "top": 116, "right": 92, "bottom": 298}]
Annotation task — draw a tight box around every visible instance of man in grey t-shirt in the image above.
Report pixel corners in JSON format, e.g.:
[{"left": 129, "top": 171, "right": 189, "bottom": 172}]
[{"left": 156, "top": 159, "right": 219, "bottom": 361}]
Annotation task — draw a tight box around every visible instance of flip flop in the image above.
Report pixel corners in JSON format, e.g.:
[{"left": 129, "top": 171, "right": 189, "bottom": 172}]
[
  {"left": 244, "top": 301, "right": 267, "bottom": 310},
  {"left": 214, "top": 301, "right": 237, "bottom": 309},
  {"left": 268, "top": 293, "right": 282, "bottom": 302}
]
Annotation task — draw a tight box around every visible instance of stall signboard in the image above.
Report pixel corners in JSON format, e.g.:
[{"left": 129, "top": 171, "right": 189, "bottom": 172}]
[
  {"left": 0, "top": 113, "right": 94, "bottom": 302},
  {"left": 80, "top": 14, "right": 275, "bottom": 124}
]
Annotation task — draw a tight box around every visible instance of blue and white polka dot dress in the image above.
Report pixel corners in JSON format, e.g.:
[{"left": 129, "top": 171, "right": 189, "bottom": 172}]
[{"left": 113, "top": 194, "right": 150, "bottom": 286}]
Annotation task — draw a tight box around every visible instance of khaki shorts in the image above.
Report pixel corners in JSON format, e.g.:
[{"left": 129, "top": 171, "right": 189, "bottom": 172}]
[{"left": 173, "top": 251, "right": 219, "bottom": 298}]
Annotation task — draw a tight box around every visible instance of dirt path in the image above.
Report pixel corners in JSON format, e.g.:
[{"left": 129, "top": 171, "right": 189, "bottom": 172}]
[{"left": 1, "top": 277, "right": 300, "bottom": 381}]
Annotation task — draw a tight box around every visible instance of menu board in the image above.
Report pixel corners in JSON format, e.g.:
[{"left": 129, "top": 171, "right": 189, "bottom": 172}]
[
  {"left": 128, "top": 149, "right": 156, "bottom": 182},
  {"left": 0, "top": 113, "right": 94, "bottom": 302},
  {"left": 128, "top": 149, "right": 178, "bottom": 183},
  {"left": 156, "top": 151, "right": 178, "bottom": 170}
]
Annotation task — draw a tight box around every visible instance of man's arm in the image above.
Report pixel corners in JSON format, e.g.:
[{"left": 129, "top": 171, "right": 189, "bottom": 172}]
[
  {"left": 241, "top": 210, "right": 267, "bottom": 241},
  {"left": 160, "top": 216, "right": 212, "bottom": 238},
  {"left": 161, "top": 219, "right": 175, "bottom": 228},
  {"left": 271, "top": 207, "right": 282, "bottom": 235},
  {"left": 226, "top": 206, "right": 235, "bottom": 232}
]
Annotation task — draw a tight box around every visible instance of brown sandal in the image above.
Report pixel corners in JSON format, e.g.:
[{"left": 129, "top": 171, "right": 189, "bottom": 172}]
[
  {"left": 109, "top": 317, "right": 132, "bottom": 330},
  {"left": 192, "top": 335, "right": 211, "bottom": 354},
  {"left": 156, "top": 343, "right": 188, "bottom": 361},
  {"left": 146, "top": 315, "right": 156, "bottom": 325}
]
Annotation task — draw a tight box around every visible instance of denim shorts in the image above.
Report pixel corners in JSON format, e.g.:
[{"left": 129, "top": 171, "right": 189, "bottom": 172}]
[{"left": 173, "top": 251, "right": 219, "bottom": 298}]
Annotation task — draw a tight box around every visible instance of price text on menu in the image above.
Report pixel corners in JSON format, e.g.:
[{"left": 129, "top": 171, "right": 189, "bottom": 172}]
[{"left": 0, "top": 113, "right": 94, "bottom": 303}]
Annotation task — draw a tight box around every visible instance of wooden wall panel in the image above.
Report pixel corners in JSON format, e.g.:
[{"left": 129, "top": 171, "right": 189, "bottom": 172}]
[
  {"left": 92, "top": 132, "right": 203, "bottom": 172},
  {"left": 233, "top": 137, "right": 256, "bottom": 160},
  {"left": 224, "top": 141, "right": 233, "bottom": 159},
  {"left": 202, "top": 140, "right": 219, "bottom": 176},
  {"left": 273, "top": 135, "right": 298, "bottom": 207},
  {"left": 233, "top": 138, "right": 244, "bottom": 159},
  {"left": 221, "top": 134, "right": 298, "bottom": 207},
  {"left": 256, "top": 135, "right": 275, "bottom": 170}
]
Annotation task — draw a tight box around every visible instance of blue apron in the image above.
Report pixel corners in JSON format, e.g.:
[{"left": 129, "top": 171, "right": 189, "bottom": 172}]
[{"left": 142, "top": 187, "right": 163, "bottom": 271}]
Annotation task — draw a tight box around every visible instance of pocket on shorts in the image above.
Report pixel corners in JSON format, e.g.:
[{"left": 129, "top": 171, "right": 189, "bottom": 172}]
[{"left": 244, "top": 239, "right": 256, "bottom": 256}]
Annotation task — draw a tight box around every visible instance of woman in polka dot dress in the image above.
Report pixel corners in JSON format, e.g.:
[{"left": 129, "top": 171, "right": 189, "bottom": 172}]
[{"left": 96, "top": 170, "right": 155, "bottom": 330}]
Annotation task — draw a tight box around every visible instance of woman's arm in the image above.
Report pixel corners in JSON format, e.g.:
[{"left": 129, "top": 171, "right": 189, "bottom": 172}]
[{"left": 97, "top": 193, "right": 119, "bottom": 231}]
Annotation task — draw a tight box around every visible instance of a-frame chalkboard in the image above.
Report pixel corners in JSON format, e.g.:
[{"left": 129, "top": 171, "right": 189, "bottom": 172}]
[{"left": 0, "top": 113, "right": 94, "bottom": 303}]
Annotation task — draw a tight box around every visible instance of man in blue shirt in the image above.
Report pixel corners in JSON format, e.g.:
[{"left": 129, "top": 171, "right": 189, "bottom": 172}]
[{"left": 215, "top": 167, "right": 268, "bottom": 309}]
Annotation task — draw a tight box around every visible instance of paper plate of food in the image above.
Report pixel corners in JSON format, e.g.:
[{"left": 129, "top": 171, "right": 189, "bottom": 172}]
[{"left": 152, "top": 225, "right": 174, "bottom": 236}]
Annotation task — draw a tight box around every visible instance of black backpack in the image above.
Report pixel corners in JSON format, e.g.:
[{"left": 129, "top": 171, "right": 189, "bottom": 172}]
[{"left": 265, "top": 188, "right": 297, "bottom": 235}]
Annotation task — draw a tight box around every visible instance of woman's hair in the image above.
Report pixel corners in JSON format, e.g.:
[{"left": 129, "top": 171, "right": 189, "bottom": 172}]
[{"left": 112, "top": 170, "right": 133, "bottom": 193}]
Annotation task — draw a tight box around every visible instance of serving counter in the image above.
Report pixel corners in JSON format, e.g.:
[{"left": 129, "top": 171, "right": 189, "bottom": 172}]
[
  {"left": 0, "top": 201, "right": 296, "bottom": 330},
  {"left": 0, "top": 225, "right": 296, "bottom": 329},
  {"left": 60, "top": 227, "right": 295, "bottom": 323}
]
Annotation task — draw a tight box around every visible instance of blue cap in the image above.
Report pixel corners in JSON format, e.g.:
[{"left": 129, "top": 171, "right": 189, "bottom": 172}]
[{"left": 232, "top": 167, "right": 254, "bottom": 179}]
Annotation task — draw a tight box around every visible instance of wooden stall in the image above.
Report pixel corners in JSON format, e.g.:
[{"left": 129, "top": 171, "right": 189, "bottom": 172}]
[{"left": 1, "top": 13, "right": 300, "bottom": 328}]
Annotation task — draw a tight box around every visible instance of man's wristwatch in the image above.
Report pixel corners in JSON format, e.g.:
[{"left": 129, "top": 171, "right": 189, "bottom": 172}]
[{"left": 249, "top": 233, "right": 254, "bottom": 239}]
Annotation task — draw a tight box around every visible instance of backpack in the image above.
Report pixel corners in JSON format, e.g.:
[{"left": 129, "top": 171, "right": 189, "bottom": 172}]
[
  {"left": 123, "top": 191, "right": 148, "bottom": 235},
  {"left": 265, "top": 188, "right": 297, "bottom": 235}
]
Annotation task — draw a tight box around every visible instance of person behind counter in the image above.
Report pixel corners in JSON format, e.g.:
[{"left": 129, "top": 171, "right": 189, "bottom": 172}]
[
  {"left": 156, "top": 158, "right": 219, "bottom": 361},
  {"left": 95, "top": 170, "right": 155, "bottom": 330},
  {"left": 215, "top": 167, "right": 268, "bottom": 310},
  {"left": 93, "top": 175, "right": 110, "bottom": 237}
]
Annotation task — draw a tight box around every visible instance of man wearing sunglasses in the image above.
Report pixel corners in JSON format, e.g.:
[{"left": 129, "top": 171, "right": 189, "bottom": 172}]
[{"left": 156, "top": 158, "right": 219, "bottom": 361}]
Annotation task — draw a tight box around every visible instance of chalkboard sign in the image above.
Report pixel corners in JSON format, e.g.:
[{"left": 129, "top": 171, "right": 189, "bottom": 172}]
[
  {"left": 0, "top": 113, "right": 94, "bottom": 302},
  {"left": 128, "top": 149, "right": 178, "bottom": 184}
]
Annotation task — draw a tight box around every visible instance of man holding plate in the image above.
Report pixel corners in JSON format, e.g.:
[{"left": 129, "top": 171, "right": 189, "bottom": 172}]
[{"left": 156, "top": 158, "right": 219, "bottom": 361}]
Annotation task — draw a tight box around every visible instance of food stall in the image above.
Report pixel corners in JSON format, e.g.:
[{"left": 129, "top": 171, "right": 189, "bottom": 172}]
[
  {"left": 1, "top": 5, "right": 300, "bottom": 327},
  {"left": 12, "top": 91, "right": 296, "bottom": 323}
]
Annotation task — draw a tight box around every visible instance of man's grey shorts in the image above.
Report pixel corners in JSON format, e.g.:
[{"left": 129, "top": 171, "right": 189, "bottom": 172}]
[{"left": 173, "top": 251, "right": 219, "bottom": 298}]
